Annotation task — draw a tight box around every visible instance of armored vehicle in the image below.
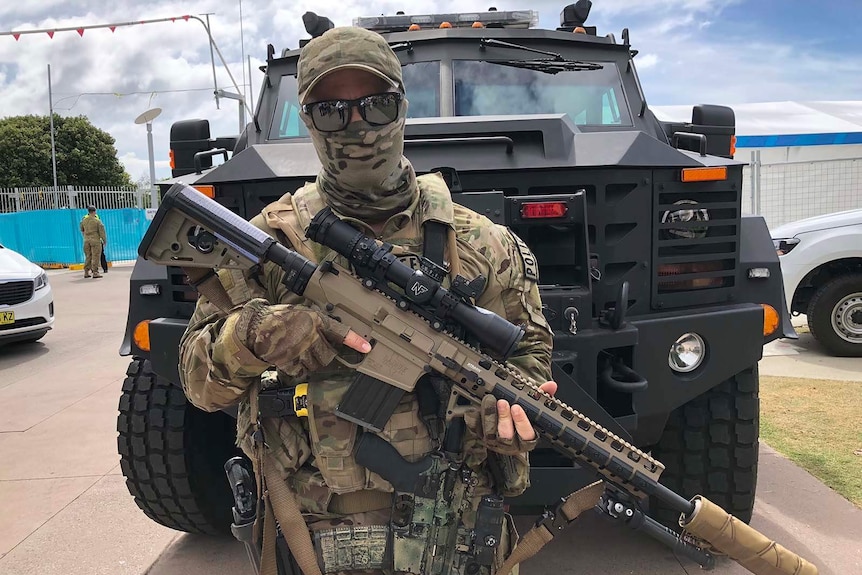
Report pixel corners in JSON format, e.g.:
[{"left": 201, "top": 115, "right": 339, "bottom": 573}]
[{"left": 118, "top": 2, "right": 795, "bottom": 535}]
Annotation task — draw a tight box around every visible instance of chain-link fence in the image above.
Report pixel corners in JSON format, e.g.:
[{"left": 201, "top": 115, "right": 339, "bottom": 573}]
[
  {"left": 0, "top": 185, "right": 155, "bottom": 213},
  {"left": 741, "top": 154, "right": 861, "bottom": 230}
]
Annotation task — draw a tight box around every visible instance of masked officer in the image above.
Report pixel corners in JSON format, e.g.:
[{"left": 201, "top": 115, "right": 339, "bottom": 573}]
[
  {"left": 179, "top": 26, "right": 555, "bottom": 575},
  {"left": 80, "top": 205, "right": 106, "bottom": 278}
]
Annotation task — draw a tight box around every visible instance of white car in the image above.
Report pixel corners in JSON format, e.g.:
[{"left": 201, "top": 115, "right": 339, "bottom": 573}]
[
  {"left": 0, "top": 243, "right": 55, "bottom": 345},
  {"left": 771, "top": 209, "right": 862, "bottom": 357}
]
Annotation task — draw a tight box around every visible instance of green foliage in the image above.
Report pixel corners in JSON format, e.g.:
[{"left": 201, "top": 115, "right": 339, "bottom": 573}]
[{"left": 0, "top": 114, "right": 133, "bottom": 187}]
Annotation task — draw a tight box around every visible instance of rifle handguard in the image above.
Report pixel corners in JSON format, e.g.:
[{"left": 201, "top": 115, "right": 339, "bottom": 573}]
[{"left": 681, "top": 496, "right": 818, "bottom": 575}]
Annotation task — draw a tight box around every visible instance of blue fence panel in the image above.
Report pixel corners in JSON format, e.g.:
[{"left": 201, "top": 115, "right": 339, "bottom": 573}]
[
  {"left": 98, "top": 208, "right": 151, "bottom": 262},
  {"left": 0, "top": 208, "right": 149, "bottom": 265},
  {"left": 0, "top": 210, "right": 80, "bottom": 263}
]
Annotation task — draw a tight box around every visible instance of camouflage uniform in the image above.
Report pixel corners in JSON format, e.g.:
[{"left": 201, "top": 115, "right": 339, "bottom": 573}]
[
  {"left": 80, "top": 211, "right": 106, "bottom": 277},
  {"left": 178, "top": 26, "right": 553, "bottom": 575}
]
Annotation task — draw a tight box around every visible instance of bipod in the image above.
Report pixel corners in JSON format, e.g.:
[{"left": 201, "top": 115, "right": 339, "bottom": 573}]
[{"left": 598, "top": 488, "right": 716, "bottom": 570}]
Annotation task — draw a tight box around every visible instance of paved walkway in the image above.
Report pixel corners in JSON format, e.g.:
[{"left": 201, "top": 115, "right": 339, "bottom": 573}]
[{"left": 0, "top": 267, "right": 859, "bottom": 574}]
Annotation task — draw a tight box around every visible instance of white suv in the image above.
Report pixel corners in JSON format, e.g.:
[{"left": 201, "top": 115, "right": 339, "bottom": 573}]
[
  {"left": 771, "top": 209, "right": 862, "bottom": 357},
  {"left": 0, "top": 243, "right": 55, "bottom": 345}
]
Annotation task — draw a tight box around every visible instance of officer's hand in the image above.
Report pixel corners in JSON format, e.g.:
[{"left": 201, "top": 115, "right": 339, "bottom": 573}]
[
  {"left": 343, "top": 330, "right": 371, "bottom": 353},
  {"left": 464, "top": 381, "right": 557, "bottom": 455},
  {"left": 498, "top": 380, "right": 557, "bottom": 442},
  {"left": 235, "top": 298, "right": 369, "bottom": 376}
]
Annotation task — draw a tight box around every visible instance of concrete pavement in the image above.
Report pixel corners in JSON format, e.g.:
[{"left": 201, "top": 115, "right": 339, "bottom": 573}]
[
  {"left": 0, "top": 266, "right": 860, "bottom": 574},
  {"left": 0, "top": 267, "right": 180, "bottom": 574},
  {"left": 761, "top": 316, "right": 862, "bottom": 381}
]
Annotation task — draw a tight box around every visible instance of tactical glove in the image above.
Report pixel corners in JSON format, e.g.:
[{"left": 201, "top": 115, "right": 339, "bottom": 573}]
[
  {"left": 234, "top": 297, "right": 350, "bottom": 376},
  {"left": 464, "top": 394, "right": 538, "bottom": 455}
]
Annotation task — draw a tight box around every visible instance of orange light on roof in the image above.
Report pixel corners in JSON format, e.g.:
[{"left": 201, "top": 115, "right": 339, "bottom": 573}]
[
  {"left": 193, "top": 185, "right": 216, "bottom": 198},
  {"left": 472, "top": 21, "right": 485, "bottom": 28},
  {"left": 408, "top": 23, "right": 421, "bottom": 31},
  {"left": 169, "top": 149, "right": 176, "bottom": 170},
  {"left": 573, "top": 26, "right": 587, "bottom": 34},
  {"left": 133, "top": 320, "right": 151, "bottom": 352},
  {"left": 761, "top": 304, "right": 779, "bottom": 337},
  {"left": 439, "top": 21, "right": 452, "bottom": 28},
  {"left": 730, "top": 134, "right": 737, "bottom": 157},
  {"left": 521, "top": 202, "right": 568, "bottom": 219},
  {"left": 680, "top": 166, "right": 728, "bottom": 182}
]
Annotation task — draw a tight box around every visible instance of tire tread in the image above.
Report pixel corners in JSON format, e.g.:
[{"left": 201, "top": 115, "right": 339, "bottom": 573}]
[{"left": 651, "top": 366, "right": 760, "bottom": 527}]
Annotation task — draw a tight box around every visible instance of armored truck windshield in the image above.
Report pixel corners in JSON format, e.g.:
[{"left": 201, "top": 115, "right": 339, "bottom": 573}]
[{"left": 269, "top": 57, "right": 631, "bottom": 140}]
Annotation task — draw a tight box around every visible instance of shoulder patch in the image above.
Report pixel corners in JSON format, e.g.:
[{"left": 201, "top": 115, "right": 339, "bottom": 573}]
[{"left": 510, "top": 231, "right": 539, "bottom": 282}]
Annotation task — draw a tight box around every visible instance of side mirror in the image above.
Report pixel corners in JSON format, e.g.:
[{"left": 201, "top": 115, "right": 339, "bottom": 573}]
[{"left": 170, "top": 120, "right": 213, "bottom": 178}]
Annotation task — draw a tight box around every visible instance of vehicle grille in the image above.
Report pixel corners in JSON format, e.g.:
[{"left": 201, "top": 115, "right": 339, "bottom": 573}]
[
  {"left": 0, "top": 316, "right": 46, "bottom": 331},
  {"left": 0, "top": 281, "right": 34, "bottom": 305},
  {"left": 652, "top": 178, "right": 740, "bottom": 309},
  {"left": 458, "top": 168, "right": 653, "bottom": 318}
]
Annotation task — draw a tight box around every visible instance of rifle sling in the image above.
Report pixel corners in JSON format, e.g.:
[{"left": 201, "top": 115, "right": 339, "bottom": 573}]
[{"left": 497, "top": 481, "right": 604, "bottom": 575}]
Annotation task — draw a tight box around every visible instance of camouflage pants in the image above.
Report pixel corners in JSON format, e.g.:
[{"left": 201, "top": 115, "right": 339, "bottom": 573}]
[{"left": 83, "top": 239, "right": 102, "bottom": 273}]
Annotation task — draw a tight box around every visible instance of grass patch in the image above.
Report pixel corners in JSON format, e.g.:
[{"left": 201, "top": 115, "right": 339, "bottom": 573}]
[{"left": 760, "top": 375, "right": 862, "bottom": 507}]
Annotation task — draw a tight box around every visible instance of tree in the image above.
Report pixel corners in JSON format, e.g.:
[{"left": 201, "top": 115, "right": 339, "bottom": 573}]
[{"left": 0, "top": 114, "right": 132, "bottom": 187}]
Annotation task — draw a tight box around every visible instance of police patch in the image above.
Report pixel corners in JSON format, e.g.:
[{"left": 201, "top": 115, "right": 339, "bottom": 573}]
[{"left": 510, "top": 231, "right": 539, "bottom": 282}]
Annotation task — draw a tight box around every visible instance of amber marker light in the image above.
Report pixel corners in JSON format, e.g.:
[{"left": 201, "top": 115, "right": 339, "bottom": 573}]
[
  {"left": 761, "top": 304, "right": 780, "bottom": 337},
  {"left": 680, "top": 167, "right": 728, "bottom": 182},
  {"left": 134, "top": 320, "right": 152, "bottom": 351}
]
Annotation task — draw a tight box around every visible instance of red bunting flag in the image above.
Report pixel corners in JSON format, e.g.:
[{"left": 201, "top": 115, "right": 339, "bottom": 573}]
[
  {"left": 12, "top": 33, "right": 20, "bottom": 40},
  {"left": 77, "top": 28, "right": 85, "bottom": 36},
  {"left": 47, "top": 31, "right": 55, "bottom": 38},
  {"left": 182, "top": 15, "right": 190, "bottom": 21},
  {"left": 109, "top": 26, "right": 116, "bottom": 32}
]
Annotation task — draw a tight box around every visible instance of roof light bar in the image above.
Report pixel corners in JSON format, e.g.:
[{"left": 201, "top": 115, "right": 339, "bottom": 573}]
[{"left": 354, "top": 10, "right": 539, "bottom": 33}]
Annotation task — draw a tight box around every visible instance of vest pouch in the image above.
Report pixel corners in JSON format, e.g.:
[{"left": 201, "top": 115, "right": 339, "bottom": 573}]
[
  {"left": 495, "top": 513, "right": 520, "bottom": 575},
  {"left": 306, "top": 375, "right": 367, "bottom": 493},
  {"left": 237, "top": 399, "right": 312, "bottom": 479},
  {"left": 289, "top": 467, "right": 335, "bottom": 520}
]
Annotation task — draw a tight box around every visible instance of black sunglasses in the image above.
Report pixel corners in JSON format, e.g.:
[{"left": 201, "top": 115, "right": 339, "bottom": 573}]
[{"left": 301, "top": 92, "right": 403, "bottom": 132}]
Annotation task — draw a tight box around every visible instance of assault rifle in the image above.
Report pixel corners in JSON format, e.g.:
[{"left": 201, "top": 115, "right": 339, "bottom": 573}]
[{"left": 140, "top": 183, "right": 817, "bottom": 575}]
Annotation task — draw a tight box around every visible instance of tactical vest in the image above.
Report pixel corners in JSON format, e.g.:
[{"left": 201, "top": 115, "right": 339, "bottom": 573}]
[{"left": 249, "top": 173, "right": 459, "bottom": 502}]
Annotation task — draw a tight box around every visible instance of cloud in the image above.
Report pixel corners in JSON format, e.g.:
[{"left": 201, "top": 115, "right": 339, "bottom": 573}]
[{"left": 636, "top": 53, "right": 660, "bottom": 69}]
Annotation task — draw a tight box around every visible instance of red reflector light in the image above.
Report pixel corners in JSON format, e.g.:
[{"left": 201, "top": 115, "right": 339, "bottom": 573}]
[{"left": 520, "top": 202, "right": 568, "bottom": 219}]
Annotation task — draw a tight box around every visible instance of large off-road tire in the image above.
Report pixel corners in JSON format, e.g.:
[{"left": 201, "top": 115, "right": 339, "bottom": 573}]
[
  {"left": 650, "top": 366, "right": 759, "bottom": 528},
  {"left": 808, "top": 274, "right": 862, "bottom": 357},
  {"left": 117, "top": 358, "right": 242, "bottom": 534}
]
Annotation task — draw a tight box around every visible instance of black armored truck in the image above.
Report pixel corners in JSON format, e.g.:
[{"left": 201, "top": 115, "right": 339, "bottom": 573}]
[{"left": 118, "top": 2, "right": 795, "bottom": 537}]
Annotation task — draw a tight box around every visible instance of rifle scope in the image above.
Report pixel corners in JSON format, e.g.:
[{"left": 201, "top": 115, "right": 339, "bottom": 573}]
[{"left": 307, "top": 207, "right": 524, "bottom": 360}]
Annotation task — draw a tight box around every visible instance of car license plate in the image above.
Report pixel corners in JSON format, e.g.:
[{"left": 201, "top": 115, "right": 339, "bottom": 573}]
[{"left": 0, "top": 311, "right": 13, "bottom": 325}]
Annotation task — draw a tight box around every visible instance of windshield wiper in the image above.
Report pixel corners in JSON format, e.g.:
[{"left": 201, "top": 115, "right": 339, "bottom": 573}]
[
  {"left": 479, "top": 38, "right": 603, "bottom": 73},
  {"left": 488, "top": 59, "right": 603, "bottom": 74},
  {"left": 480, "top": 38, "right": 566, "bottom": 59}
]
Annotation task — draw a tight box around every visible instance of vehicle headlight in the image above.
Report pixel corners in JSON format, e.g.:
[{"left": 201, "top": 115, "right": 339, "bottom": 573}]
[
  {"left": 34, "top": 271, "right": 49, "bottom": 291},
  {"left": 660, "top": 200, "right": 709, "bottom": 240},
  {"left": 772, "top": 237, "right": 800, "bottom": 256},
  {"left": 668, "top": 333, "right": 706, "bottom": 373}
]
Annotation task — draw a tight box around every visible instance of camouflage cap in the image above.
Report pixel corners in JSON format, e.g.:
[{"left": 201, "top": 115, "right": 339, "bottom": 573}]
[{"left": 297, "top": 27, "right": 403, "bottom": 103}]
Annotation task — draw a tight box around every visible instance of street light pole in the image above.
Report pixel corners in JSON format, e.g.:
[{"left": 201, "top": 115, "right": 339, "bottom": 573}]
[
  {"left": 146, "top": 122, "right": 157, "bottom": 208},
  {"left": 47, "top": 64, "right": 58, "bottom": 191},
  {"left": 135, "top": 108, "right": 162, "bottom": 209}
]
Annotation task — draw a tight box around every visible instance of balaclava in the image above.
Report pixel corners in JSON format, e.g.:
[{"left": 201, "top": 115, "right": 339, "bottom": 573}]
[{"left": 297, "top": 26, "right": 417, "bottom": 222}]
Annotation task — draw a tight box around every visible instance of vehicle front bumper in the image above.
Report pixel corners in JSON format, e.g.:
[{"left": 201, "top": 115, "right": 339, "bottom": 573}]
[{"left": 0, "top": 283, "right": 54, "bottom": 342}]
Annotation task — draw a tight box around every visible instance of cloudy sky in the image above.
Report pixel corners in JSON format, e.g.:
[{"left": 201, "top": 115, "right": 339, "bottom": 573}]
[{"left": 1, "top": 0, "right": 859, "bottom": 183}]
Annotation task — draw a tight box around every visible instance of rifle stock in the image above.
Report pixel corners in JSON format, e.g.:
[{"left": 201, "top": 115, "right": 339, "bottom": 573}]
[{"left": 140, "top": 183, "right": 818, "bottom": 575}]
